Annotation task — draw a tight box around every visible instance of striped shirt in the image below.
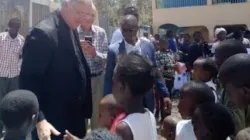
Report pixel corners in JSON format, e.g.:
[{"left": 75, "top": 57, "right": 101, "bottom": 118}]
[
  {"left": 0, "top": 32, "right": 24, "bottom": 78},
  {"left": 78, "top": 25, "right": 108, "bottom": 75}
]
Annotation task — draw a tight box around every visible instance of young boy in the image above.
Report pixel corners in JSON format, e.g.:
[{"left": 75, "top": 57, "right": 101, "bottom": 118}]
[
  {"left": 161, "top": 115, "right": 181, "bottom": 140},
  {"left": 155, "top": 38, "right": 176, "bottom": 122},
  {"left": 0, "top": 90, "right": 39, "bottom": 140},
  {"left": 192, "top": 103, "right": 235, "bottom": 140},
  {"left": 192, "top": 57, "right": 218, "bottom": 102},
  {"left": 112, "top": 52, "right": 158, "bottom": 140},
  {"left": 219, "top": 53, "right": 250, "bottom": 110},
  {"left": 64, "top": 94, "right": 123, "bottom": 140},
  {"left": 98, "top": 94, "right": 123, "bottom": 129},
  {"left": 215, "top": 39, "right": 248, "bottom": 137},
  {"left": 176, "top": 81, "right": 215, "bottom": 140},
  {"left": 83, "top": 129, "right": 122, "bottom": 140},
  {"left": 215, "top": 39, "right": 247, "bottom": 69}
]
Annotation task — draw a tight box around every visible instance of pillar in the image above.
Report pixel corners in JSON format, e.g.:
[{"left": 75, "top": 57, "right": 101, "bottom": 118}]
[{"left": 207, "top": 25, "right": 215, "bottom": 41}]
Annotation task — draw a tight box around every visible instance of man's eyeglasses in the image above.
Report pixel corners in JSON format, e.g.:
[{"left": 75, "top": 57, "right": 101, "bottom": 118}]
[{"left": 72, "top": 5, "right": 94, "bottom": 19}]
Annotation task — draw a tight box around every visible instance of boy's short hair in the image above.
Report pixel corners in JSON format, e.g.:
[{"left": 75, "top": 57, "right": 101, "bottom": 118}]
[
  {"left": 182, "top": 81, "right": 215, "bottom": 104},
  {"left": 215, "top": 39, "right": 247, "bottom": 67},
  {"left": 0, "top": 90, "right": 39, "bottom": 129},
  {"left": 197, "top": 57, "right": 217, "bottom": 79},
  {"left": 197, "top": 103, "right": 235, "bottom": 139},
  {"left": 219, "top": 53, "right": 250, "bottom": 88},
  {"left": 83, "top": 129, "right": 122, "bottom": 140},
  {"left": 163, "top": 115, "right": 181, "bottom": 126}
]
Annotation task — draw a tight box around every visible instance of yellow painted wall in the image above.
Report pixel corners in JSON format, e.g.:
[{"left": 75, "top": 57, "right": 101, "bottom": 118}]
[{"left": 152, "top": 0, "right": 250, "bottom": 40}]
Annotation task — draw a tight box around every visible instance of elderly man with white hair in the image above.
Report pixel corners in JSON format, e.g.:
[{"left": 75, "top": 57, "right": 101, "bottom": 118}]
[
  {"left": 211, "top": 27, "right": 227, "bottom": 54},
  {"left": 78, "top": 4, "right": 108, "bottom": 129},
  {"left": 19, "top": 0, "right": 93, "bottom": 140}
]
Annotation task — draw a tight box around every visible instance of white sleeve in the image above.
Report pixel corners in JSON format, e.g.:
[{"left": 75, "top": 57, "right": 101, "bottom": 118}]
[
  {"left": 175, "top": 121, "right": 185, "bottom": 140},
  {"left": 110, "top": 29, "right": 123, "bottom": 45}
]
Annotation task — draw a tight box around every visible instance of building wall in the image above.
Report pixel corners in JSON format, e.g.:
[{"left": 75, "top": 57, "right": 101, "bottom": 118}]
[
  {"left": 152, "top": 0, "right": 250, "bottom": 39},
  {"left": 0, "top": 0, "right": 30, "bottom": 35},
  {"left": 30, "top": 0, "right": 60, "bottom": 29}
]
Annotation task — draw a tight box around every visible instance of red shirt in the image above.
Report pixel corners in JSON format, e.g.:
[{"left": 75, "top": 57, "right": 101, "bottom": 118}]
[{"left": 110, "top": 112, "right": 126, "bottom": 133}]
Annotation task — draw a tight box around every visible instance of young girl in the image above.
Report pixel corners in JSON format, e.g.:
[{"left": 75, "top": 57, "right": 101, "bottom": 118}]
[
  {"left": 192, "top": 57, "right": 218, "bottom": 102},
  {"left": 112, "top": 52, "right": 158, "bottom": 140}
]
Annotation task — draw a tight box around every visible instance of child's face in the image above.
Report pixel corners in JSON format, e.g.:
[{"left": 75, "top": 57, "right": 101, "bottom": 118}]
[
  {"left": 224, "top": 82, "right": 250, "bottom": 109},
  {"left": 192, "top": 108, "right": 210, "bottom": 140},
  {"left": 192, "top": 60, "right": 207, "bottom": 82},
  {"left": 98, "top": 104, "right": 114, "bottom": 129},
  {"left": 159, "top": 40, "right": 169, "bottom": 51},
  {"left": 161, "top": 121, "right": 175, "bottom": 140},
  {"left": 178, "top": 88, "right": 196, "bottom": 118}
]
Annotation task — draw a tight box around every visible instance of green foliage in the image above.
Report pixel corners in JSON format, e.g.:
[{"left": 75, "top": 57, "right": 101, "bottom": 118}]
[{"left": 93, "top": 0, "right": 152, "bottom": 27}]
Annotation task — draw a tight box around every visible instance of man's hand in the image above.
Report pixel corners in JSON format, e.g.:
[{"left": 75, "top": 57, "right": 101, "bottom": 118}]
[
  {"left": 80, "top": 40, "right": 96, "bottom": 57},
  {"left": 36, "top": 120, "right": 60, "bottom": 140},
  {"left": 63, "top": 130, "right": 80, "bottom": 140},
  {"left": 163, "top": 97, "right": 172, "bottom": 114}
]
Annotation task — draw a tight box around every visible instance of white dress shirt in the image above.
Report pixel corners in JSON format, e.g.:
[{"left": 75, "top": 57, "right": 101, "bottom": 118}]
[{"left": 0, "top": 32, "right": 24, "bottom": 78}]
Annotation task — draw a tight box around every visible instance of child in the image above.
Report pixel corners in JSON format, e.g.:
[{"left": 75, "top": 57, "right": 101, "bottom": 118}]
[
  {"left": 176, "top": 81, "right": 215, "bottom": 140},
  {"left": 214, "top": 39, "right": 247, "bottom": 69},
  {"left": 215, "top": 39, "right": 248, "bottom": 137},
  {"left": 155, "top": 38, "right": 176, "bottom": 122},
  {"left": 64, "top": 94, "right": 123, "bottom": 140},
  {"left": 98, "top": 94, "right": 124, "bottom": 130},
  {"left": 0, "top": 90, "right": 39, "bottom": 140},
  {"left": 161, "top": 115, "right": 181, "bottom": 140},
  {"left": 219, "top": 53, "right": 250, "bottom": 109},
  {"left": 83, "top": 129, "right": 122, "bottom": 140},
  {"left": 112, "top": 52, "right": 158, "bottom": 140},
  {"left": 192, "top": 57, "right": 218, "bottom": 102},
  {"left": 192, "top": 103, "right": 235, "bottom": 140}
]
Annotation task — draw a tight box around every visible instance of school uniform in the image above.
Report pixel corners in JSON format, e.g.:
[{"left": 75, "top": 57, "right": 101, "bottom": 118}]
[{"left": 206, "top": 80, "right": 218, "bottom": 103}]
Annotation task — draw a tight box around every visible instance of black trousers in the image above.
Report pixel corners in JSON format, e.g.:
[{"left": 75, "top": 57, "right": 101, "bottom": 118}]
[{"left": 155, "top": 78, "right": 174, "bottom": 122}]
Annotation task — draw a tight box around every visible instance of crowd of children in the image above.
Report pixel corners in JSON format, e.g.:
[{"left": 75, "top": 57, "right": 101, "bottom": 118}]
[{"left": 1, "top": 37, "right": 250, "bottom": 140}]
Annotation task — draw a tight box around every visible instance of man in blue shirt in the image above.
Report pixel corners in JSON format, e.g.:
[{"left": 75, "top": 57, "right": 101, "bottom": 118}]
[{"left": 104, "top": 15, "right": 172, "bottom": 113}]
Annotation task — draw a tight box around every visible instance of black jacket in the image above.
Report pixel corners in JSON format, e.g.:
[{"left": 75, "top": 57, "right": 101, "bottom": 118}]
[
  {"left": 19, "top": 10, "right": 92, "bottom": 138},
  {"left": 187, "top": 42, "right": 211, "bottom": 69}
]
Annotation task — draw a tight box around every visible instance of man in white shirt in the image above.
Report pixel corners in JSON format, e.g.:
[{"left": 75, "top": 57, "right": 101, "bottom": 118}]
[
  {"left": 0, "top": 18, "right": 24, "bottom": 99},
  {"left": 110, "top": 6, "right": 138, "bottom": 45},
  {"left": 0, "top": 18, "right": 24, "bottom": 135},
  {"left": 78, "top": 4, "right": 108, "bottom": 129}
]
